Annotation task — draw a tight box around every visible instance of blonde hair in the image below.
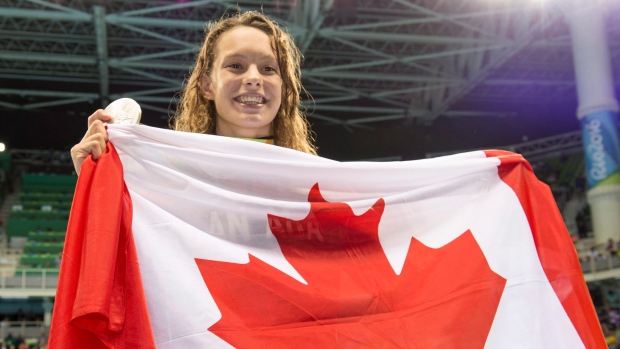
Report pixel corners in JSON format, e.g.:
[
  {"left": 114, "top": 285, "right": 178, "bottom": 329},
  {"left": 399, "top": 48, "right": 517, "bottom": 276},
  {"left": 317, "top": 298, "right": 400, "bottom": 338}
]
[{"left": 173, "top": 11, "right": 316, "bottom": 155}]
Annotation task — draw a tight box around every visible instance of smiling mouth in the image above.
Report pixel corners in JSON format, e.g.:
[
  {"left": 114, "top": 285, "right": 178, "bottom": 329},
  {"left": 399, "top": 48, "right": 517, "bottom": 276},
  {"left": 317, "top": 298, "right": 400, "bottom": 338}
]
[{"left": 235, "top": 96, "right": 267, "bottom": 105}]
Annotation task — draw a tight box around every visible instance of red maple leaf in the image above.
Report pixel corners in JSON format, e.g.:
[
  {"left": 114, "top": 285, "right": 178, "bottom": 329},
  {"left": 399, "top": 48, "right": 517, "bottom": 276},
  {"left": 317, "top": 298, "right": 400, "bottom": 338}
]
[{"left": 196, "top": 184, "right": 506, "bottom": 348}]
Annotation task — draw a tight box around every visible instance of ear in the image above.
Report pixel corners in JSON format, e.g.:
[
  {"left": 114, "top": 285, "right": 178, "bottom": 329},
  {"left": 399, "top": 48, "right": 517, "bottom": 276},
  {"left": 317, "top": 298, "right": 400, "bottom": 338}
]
[{"left": 200, "top": 76, "right": 214, "bottom": 100}]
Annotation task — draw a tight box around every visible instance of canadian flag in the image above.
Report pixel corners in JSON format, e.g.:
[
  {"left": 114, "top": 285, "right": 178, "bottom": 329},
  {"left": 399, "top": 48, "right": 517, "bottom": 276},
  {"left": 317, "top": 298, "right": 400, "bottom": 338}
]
[{"left": 49, "top": 125, "right": 604, "bottom": 349}]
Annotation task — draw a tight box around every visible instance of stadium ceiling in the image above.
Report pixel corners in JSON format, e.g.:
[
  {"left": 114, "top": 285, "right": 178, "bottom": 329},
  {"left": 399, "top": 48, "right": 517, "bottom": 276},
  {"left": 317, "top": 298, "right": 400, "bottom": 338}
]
[{"left": 0, "top": 0, "right": 619, "bottom": 157}]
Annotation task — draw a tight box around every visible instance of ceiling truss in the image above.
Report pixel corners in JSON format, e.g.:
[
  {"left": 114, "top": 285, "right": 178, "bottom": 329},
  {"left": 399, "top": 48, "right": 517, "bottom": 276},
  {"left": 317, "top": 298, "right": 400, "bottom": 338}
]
[{"left": 0, "top": 0, "right": 618, "bottom": 128}]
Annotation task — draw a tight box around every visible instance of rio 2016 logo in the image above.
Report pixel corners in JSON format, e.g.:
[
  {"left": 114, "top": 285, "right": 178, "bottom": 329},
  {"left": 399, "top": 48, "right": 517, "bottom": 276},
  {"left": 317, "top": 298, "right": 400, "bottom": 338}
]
[{"left": 585, "top": 118, "right": 608, "bottom": 181}]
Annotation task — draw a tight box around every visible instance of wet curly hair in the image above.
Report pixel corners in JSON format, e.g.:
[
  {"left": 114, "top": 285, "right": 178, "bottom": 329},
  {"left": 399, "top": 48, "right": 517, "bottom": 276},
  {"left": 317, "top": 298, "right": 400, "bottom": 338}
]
[{"left": 173, "top": 11, "right": 316, "bottom": 155}]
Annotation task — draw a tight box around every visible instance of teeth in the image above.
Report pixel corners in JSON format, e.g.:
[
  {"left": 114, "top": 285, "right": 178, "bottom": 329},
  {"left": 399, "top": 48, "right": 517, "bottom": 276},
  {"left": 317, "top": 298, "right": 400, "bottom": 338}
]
[{"left": 238, "top": 96, "right": 264, "bottom": 104}]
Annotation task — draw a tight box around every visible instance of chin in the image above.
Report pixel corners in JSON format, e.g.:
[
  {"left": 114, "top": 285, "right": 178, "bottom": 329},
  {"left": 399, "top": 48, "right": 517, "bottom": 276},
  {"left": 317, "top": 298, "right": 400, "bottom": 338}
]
[{"left": 240, "top": 114, "right": 273, "bottom": 123}]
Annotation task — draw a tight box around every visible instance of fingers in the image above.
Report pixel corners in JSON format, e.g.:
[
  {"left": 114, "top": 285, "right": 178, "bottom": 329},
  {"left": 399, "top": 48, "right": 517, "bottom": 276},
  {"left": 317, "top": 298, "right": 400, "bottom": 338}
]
[
  {"left": 71, "top": 133, "right": 107, "bottom": 175},
  {"left": 82, "top": 133, "right": 107, "bottom": 160},
  {"left": 87, "top": 109, "right": 113, "bottom": 128},
  {"left": 81, "top": 118, "right": 108, "bottom": 143},
  {"left": 73, "top": 112, "right": 111, "bottom": 175}
]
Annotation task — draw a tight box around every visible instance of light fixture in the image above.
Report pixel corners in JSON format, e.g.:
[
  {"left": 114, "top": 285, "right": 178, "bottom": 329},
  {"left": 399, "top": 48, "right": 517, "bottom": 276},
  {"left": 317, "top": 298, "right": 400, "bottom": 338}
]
[{"left": 0, "top": 143, "right": 5, "bottom": 152}]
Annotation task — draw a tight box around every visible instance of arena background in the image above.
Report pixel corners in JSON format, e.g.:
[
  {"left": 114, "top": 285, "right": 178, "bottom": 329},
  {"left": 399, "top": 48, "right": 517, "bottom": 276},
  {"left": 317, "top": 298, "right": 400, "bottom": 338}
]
[
  {"left": 0, "top": 0, "right": 619, "bottom": 347},
  {"left": 2, "top": 0, "right": 618, "bottom": 160}
]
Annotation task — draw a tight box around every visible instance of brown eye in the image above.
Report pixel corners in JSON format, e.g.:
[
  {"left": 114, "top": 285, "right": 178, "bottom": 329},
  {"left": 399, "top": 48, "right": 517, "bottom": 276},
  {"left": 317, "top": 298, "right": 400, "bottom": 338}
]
[{"left": 263, "top": 66, "right": 279, "bottom": 74}]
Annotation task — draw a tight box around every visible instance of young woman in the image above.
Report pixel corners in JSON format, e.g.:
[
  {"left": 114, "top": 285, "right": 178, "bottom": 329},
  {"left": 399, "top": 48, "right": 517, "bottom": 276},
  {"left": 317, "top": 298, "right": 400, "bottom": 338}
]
[{"left": 70, "top": 11, "right": 316, "bottom": 174}]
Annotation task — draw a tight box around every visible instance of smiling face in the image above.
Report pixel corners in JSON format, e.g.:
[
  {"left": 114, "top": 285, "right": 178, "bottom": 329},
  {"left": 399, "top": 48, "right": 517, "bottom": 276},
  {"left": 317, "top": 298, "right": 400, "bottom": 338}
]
[{"left": 200, "top": 26, "right": 282, "bottom": 138}]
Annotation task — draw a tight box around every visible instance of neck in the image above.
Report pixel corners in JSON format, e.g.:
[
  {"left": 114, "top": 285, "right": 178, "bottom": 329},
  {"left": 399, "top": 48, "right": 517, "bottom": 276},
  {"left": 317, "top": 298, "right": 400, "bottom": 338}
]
[{"left": 215, "top": 125, "right": 272, "bottom": 139}]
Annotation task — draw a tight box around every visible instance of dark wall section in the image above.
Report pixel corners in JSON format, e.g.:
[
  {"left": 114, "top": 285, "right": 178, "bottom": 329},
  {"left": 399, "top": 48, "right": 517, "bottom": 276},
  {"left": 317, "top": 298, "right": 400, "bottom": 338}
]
[
  {"left": 0, "top": 108, "right": 169, "bottom": 151},
  {"left": 1, "top": 102, "right": 582, "bottom": 163},
  {"left": 0, "top": 110, "right": 84, "bottom": 151},
  {"left": 313, "top": 106, "right": 581, "bottom": 162}
]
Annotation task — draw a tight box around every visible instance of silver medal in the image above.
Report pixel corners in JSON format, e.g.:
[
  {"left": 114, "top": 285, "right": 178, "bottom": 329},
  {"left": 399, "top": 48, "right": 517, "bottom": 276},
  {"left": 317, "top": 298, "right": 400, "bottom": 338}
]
[{"left": 104, "top": 98, "right": 142, "bottom": 125}]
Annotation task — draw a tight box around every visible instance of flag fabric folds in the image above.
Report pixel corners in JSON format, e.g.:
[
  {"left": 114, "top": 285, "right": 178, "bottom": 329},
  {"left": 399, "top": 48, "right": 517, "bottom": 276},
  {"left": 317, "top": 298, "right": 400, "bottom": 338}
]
[{"left": 49, "top": 125, "right": 604, "bottom": 349}]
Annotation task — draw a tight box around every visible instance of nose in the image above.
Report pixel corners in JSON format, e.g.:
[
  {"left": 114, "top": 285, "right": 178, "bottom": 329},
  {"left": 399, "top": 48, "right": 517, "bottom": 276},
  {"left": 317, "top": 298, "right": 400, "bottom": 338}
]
[{"left": 243, "top": 65, "right": 262, "bottom": 88}]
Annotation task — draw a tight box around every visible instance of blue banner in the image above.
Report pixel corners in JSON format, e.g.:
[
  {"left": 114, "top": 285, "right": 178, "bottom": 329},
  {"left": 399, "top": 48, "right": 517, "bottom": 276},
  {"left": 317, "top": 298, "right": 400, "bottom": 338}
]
[{"left": 581, "top": 110, "right": 620, "bottom": 188}]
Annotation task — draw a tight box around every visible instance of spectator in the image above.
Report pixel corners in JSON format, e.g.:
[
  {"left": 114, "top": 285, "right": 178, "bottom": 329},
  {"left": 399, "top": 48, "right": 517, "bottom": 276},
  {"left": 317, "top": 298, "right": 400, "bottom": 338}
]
[
  {"left": 546, "top": 167, "right": 559, "bottom": 185},
  {"left": 37, "top": 332, "right": 47, "bottom": 348},
  {"left": 607, "top": 333, "right": 618, "bottom": 348},
  {"left": 576, "top": 211, "right": 587, "bottom": 239},
  {"left": 607, "top": 290, "right": 620, "bottom": 308},
  {"left": 607, "top": 238, "right": 617, "bottom": 258},
  {"left": 575, "top": 176, "right": 586, "bottom": 193},
  {"left": 611, "top": 307, "right": 620, "bottom": 328},
  {"left": 587, "top": 247, "right": 601, "bottom": 262},
  {"left": 4, "top": 334, "right": 15, "bottom": 348}
]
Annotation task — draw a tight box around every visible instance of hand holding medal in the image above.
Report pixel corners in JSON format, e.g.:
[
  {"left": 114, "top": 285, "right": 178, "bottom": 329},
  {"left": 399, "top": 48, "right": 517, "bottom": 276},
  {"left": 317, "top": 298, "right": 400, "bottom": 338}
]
[{"left": 70, "top": 98, "right": 142, "bottom": 174}]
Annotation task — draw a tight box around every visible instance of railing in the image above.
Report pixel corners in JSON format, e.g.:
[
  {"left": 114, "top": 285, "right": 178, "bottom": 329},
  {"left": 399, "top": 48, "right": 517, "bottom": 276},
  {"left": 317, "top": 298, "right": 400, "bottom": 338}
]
[
  {"left": 0, "top": 320, "right": 49, "bottom": 340},
  {"left": 580, "top": 254, "right": 620, "bottom": 274},
  {"left": 0, "top": 269, "right": 57, "bottom": 296},
  {"left": 0, "top": 257, "right": 613, "bottom": 294},
  {"left": 425, "top": 130, "right": 583, "bottom": 160}
]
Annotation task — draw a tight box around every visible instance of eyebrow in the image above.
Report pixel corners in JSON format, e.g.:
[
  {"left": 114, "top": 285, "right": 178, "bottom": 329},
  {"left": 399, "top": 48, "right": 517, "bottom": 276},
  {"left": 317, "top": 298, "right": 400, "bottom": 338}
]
[{"left": 222, "top": 53, "right": 277, "bottom": 62}]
